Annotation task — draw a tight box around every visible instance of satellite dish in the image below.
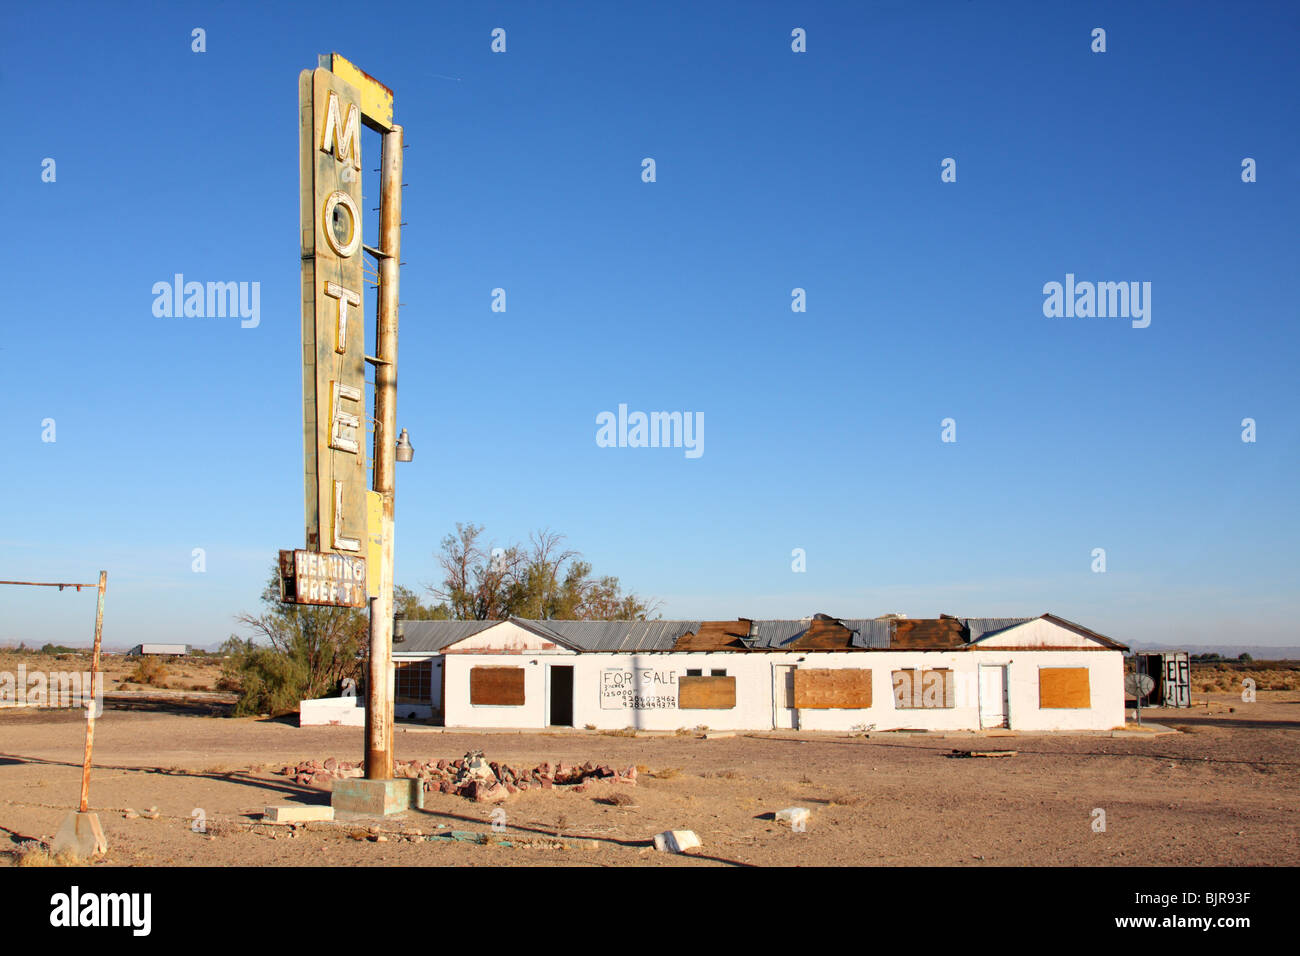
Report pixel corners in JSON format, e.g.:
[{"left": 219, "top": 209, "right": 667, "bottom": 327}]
[{"left": 1125, "top": 673, "right": 1154, "bottom": 698}]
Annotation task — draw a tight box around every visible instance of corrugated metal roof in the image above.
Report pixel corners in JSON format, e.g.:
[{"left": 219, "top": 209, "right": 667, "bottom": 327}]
[
  {"left": 842, "top": 619, "right": 894, "bottom": 649},
  {"left": 963, "top": 618, "right": 1035, "bottom": 642},
  {"left": 396, "top": 619, "right": 498, "bottom": 653},
  {"left": 543, "top": 620, "right": 701, "bottom": 651},
  {"left": 747, "top": 621, "right": 808, "bottom": 649}
]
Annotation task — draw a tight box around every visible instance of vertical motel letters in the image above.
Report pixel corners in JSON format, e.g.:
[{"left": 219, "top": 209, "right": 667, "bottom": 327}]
[{"left": 301, "top": 71, "right": 368, "bottom": 555}]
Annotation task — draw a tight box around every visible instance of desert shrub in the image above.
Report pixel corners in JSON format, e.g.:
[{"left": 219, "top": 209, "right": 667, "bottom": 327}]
[
  {"left": 220, "top": 563, "right": 367, "bottom": 717},
  {"left": 125, "top": 656, "right": 169, "bottom": 687},
  {"left": 219, "top": 640, "right": 310, "bottom": 717}
]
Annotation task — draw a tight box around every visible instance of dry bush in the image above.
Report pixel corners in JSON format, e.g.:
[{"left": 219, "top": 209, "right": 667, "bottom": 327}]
[
  {"left": 125, "top": 656, "right": 169, "bottom": 687},
  {"left": 830, "top": 792, "right": 863, "bottom": 806},
  {"left": 648, "top": 767, "right": 681, "bottom": 779},
  {"left": 703, "top": 768, "right": 742, "bottom": 780},
  {"left": 598, "top": 727, "right": 637, "bottom": 737},
  {"left": 598, "top": 791, "right": 635, "bottom": 807},
  {"left": 15, "top": 841, "right": 78, "bottom": 867}
]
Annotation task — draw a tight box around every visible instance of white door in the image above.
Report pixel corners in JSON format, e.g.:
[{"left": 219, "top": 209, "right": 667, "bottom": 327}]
[
  {"left": 979, "top": 664, "right": 1008, "bottom": 729},
  {"left": 773, "top": 665, "right": 798, "bottom": 729}
]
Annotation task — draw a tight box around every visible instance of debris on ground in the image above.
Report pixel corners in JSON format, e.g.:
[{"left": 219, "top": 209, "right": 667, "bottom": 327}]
[
  {"left": 775, "top": 807, "right": 810, "bottom": 828},
  {"left": 949, "top": 749, "right": 1018, "bottom": 758},
  {"left": 276, "top": 751, "right": 639, "bottom": 801},
  {"left": 653, "top": 829, "right": 701, "bottom": 853}
]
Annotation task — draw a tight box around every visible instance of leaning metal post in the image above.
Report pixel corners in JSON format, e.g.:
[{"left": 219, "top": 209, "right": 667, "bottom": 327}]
[{"left": 78, "top": 571, "right": 107, "bottom": 812}]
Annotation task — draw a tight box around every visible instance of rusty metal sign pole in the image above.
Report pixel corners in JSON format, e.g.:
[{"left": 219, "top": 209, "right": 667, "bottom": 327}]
[
  {"left": 364, "top": 123, "right": 403, "bottom": 781},
  {"left": 79, "top": 571, "right": 107, "bottom": 811}
]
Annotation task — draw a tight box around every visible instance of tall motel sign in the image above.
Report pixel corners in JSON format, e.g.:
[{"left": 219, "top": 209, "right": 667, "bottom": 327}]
[{"left": 280, "top": 54, "right": 406, "bottom": 784}]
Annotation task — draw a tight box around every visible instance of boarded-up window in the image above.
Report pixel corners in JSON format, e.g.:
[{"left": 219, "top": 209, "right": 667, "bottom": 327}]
[
  {"left": 793, "top": 669, "right": 872, "bottom": 709},
  {"left": 892, "top": 668, "right": 955, "bottom": 709},
  {"left": 679, "top": 675, "right": 736, "bottom": 709},
  {"left": 395, "top": 660, "right": 432, "bottom": 702},
  {"left": 1039, "top": 667, "right": 1090, "bottom": 708},
  {"left": 470, "top": 666, "right": 525, "bottom": 706}
]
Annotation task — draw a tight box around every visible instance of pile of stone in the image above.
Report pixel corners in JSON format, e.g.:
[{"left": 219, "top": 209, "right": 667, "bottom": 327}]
[
  {"left": 277, "top": 752, "right": 637, "bottom": 802},
  {"left": 410, "top": 751, "right": 638, "bottom": 803},
  {"left": 276, "top": 757, "right": 364, "bottom": 789}
]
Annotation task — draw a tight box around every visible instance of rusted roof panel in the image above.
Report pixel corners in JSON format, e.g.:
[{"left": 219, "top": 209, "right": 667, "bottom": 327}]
[
  {"left": 890, "top": 617, "right": 969, "bottom": 649},
  {"left": 673, "top": 621, "right": 751, "bottom": 651},
  {"left": 786, "top": 618, "right": 856, "bottom": 649}
]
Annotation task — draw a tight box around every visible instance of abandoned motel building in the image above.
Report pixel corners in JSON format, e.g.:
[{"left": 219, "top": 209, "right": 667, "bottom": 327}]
[{"left": 306, "top": 613, "right": 1129, "bottom": 733}]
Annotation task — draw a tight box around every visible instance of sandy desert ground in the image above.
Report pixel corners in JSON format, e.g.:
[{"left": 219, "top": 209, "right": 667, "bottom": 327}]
[{"left": 0, "top": 680, "right": 1295, "bottom": 867}]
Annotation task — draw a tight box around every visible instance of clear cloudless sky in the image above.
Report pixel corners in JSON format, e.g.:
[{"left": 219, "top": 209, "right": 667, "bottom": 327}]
[{"left": 2, "top": 1, "right": 1297, "bottom": 650}]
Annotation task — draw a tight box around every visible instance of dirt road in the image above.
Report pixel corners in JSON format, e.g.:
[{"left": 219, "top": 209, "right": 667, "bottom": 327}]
[{"left": 1, "top": 692, "right": 1295, "bottom": 866}]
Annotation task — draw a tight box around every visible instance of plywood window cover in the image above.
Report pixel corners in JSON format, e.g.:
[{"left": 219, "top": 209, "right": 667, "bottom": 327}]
[
  {"left": 793, "top": 668, "right": 872, "bottom": 709},
  {"left": 1038, "top": 667, "right": 1091, "bottom": 709},
  {"left": 679, "top": 675, "right": 736, "bottom": 710},
  {"left": 892, "top": 668, "right": 955, "bottom": 709},
  {"left": 470, "top": 665, "right": 526, "bottom": 707}
]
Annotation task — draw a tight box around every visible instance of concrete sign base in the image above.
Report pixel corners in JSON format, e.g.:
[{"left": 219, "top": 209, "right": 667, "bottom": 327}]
[
  {"left": 53, "top": 811, "right": 108, "bottom": 860},
  {"left": 331, "top": 778, "right": 422, "bottom": 816}
]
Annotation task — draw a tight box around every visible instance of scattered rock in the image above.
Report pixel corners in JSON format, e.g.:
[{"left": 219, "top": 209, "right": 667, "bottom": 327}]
[
  {"left": 775, "top": 807, "right": 810, "bottom": 828},
  {"left": 653, "top": 830, "right": 702, "bottom": 853}
]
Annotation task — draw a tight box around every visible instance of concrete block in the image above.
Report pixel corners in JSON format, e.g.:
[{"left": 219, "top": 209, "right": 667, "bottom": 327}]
[
  {"left": 775, "top": 807, "right": 810, "bottom": 828},
  {"left": 653, "top": 830, "right": 701, "bottom": 853},
  {"left": 263, "top": 805, "right": 335, "bottom": 824},
  {"left": 331, "top": 777, "right": 423, "bottom": 816},
  {"left": 299, "top": 696, "right": 365, "bottom": 727},
  {"left": 52, "top": 812, "right": 108, "bottom": 859}
]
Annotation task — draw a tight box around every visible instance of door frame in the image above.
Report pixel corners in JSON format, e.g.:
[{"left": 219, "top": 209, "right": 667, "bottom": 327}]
[
  {"left": 772, "top": 663, "right": 798, "bottom": 730},
  {"left": 978, "top": 663, "right": 1009, "bottom": 729},
  {"left": 547, "top": 663, "right": 574, "bottom": 727}
]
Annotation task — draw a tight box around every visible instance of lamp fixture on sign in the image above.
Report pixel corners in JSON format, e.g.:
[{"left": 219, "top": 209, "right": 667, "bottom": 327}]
[{"left": 396, "top": 428, "right": 414, "bottom": 462}]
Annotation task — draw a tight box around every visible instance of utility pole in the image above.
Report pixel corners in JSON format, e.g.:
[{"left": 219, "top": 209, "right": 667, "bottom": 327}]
[{"left": 364, "top": 123, "right": 403, "bottom": 780}]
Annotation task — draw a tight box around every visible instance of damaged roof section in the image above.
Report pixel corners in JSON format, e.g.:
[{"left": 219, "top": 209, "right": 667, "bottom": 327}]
[
  {"left": 672, "top": 620, "right": 752, "bottom": 651},
  {"left": 890, "top": 615, "right": 969, "bottom": 649}
]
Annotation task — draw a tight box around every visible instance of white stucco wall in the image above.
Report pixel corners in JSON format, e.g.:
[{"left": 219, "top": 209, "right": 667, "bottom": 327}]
[
  {"left": 424, "top": 617, "right": 1126, "bottom": 733},
  {"left": 434, "top": 649, "right": 1124, "bottom": 732}
]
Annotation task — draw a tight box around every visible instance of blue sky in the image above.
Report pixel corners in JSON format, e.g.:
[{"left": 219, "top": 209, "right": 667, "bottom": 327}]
[{"left": 3, "top": 1, "right": 1297, "bottom": 650}]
